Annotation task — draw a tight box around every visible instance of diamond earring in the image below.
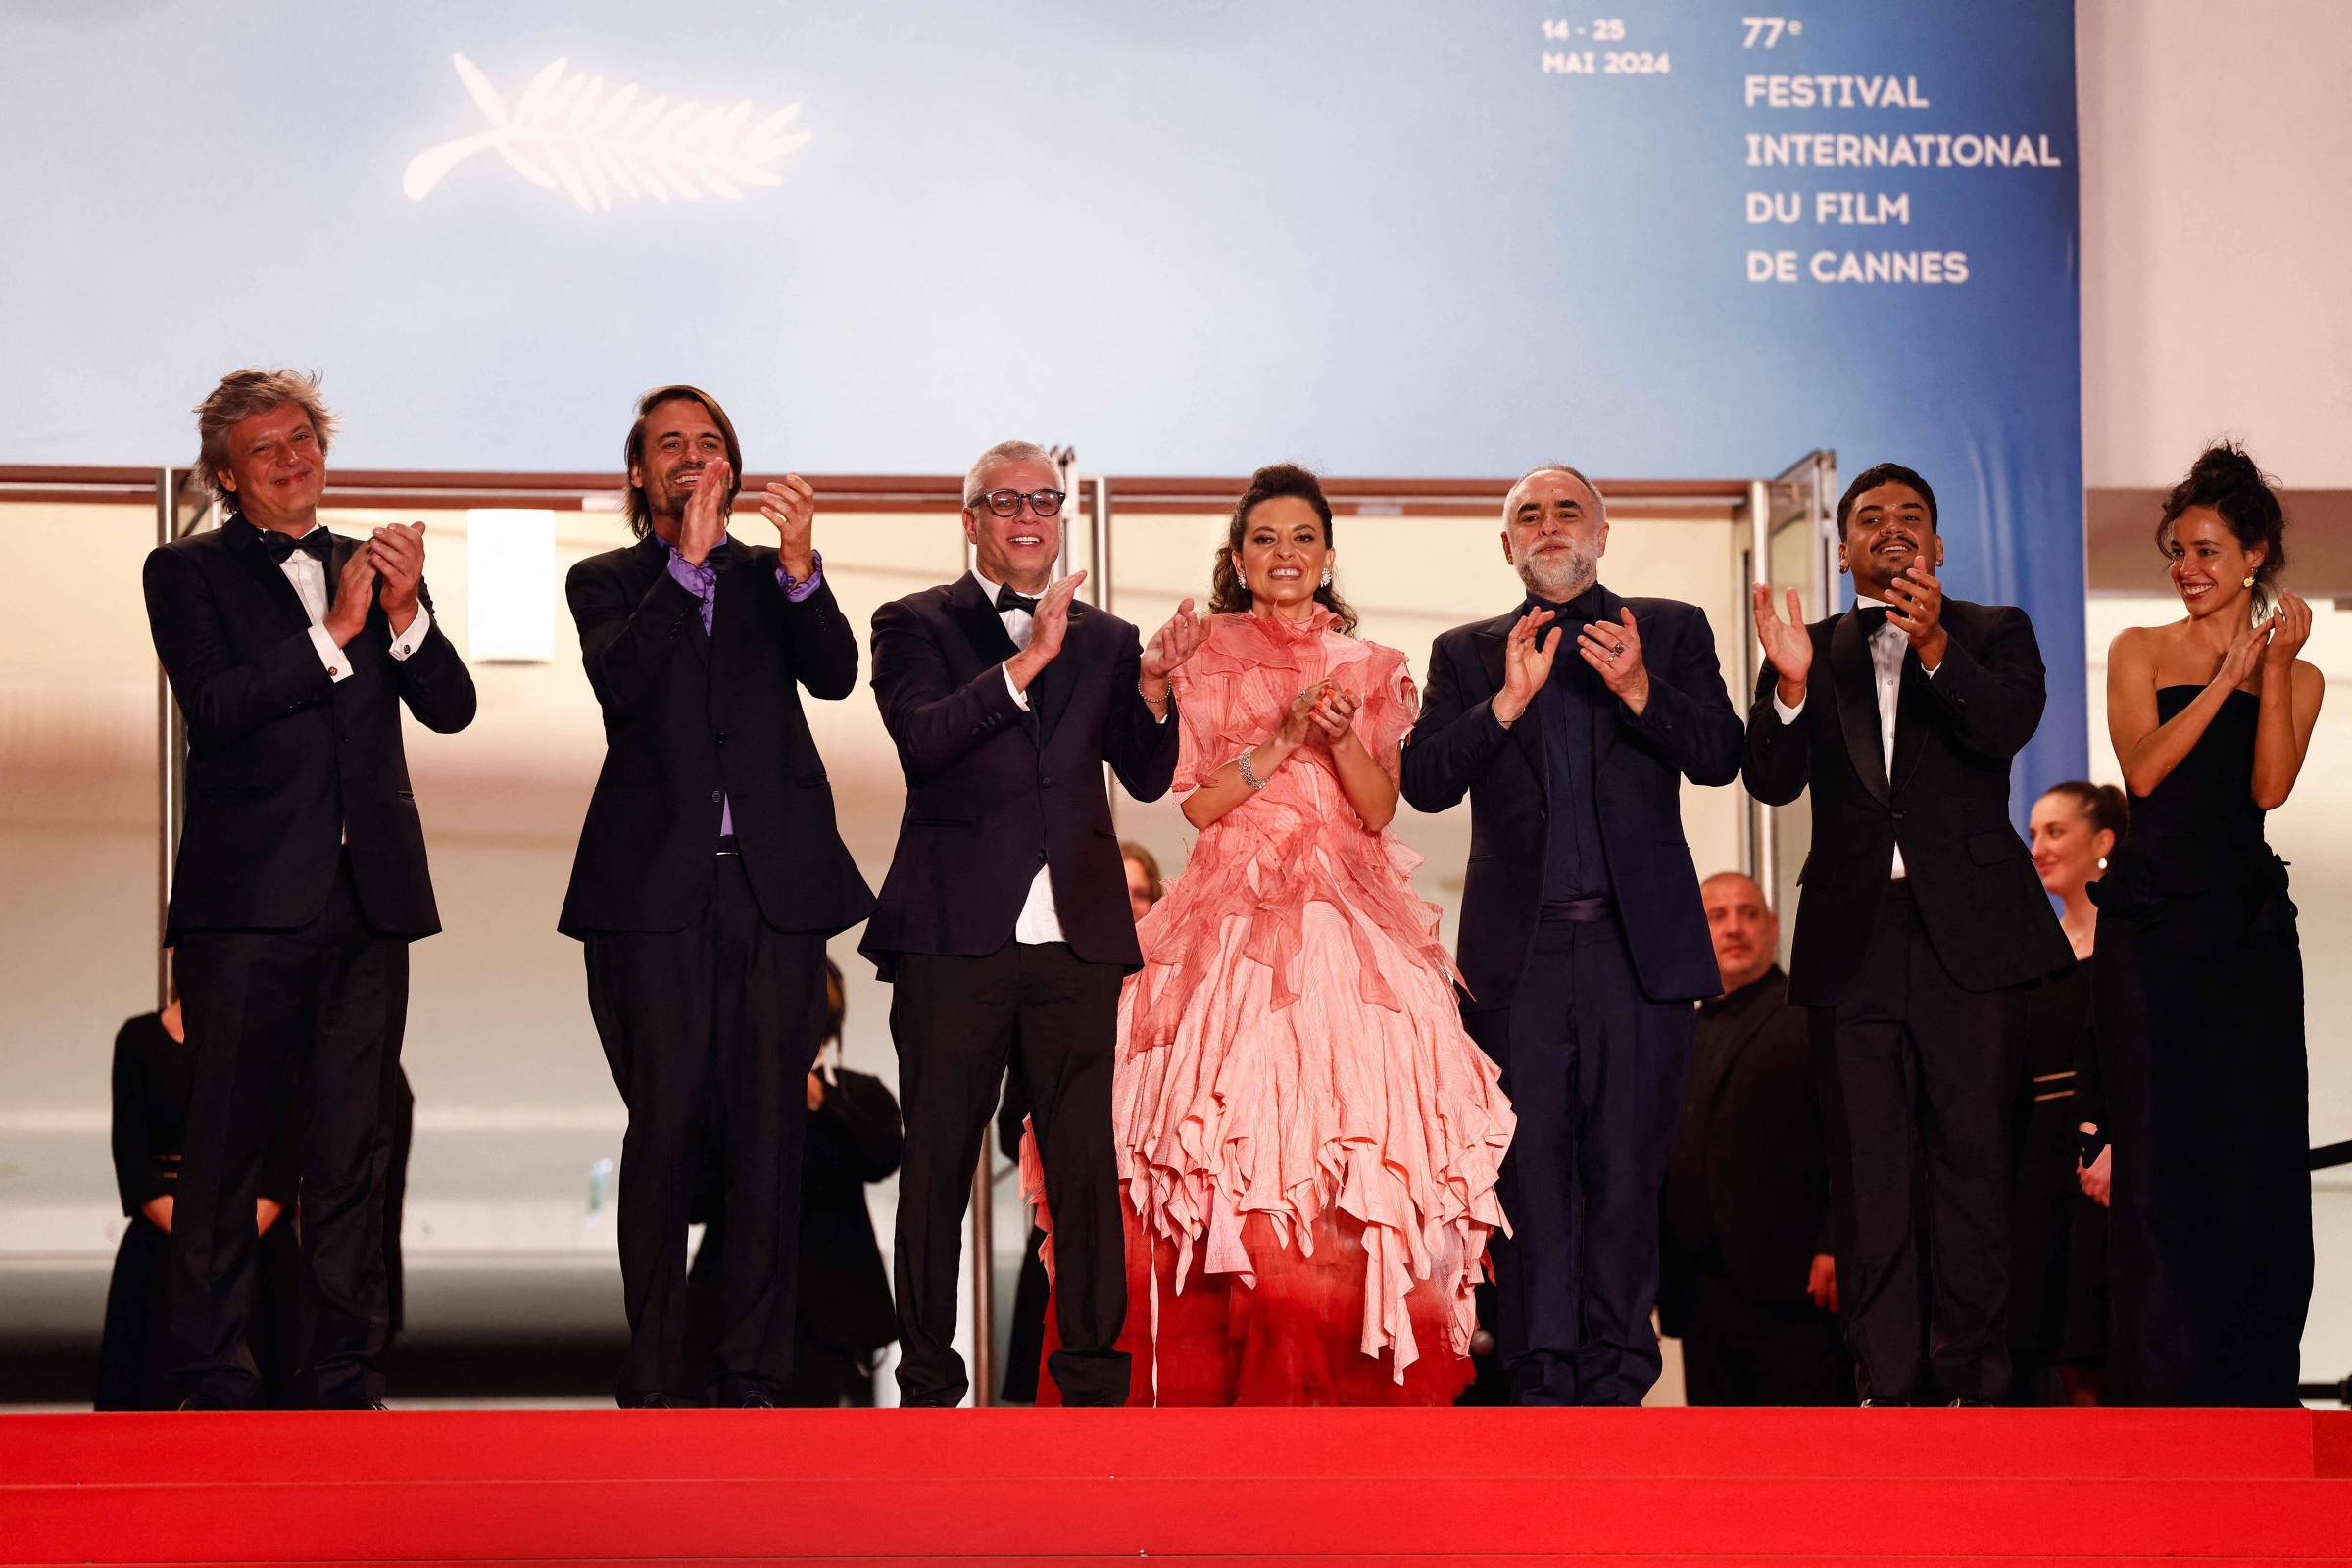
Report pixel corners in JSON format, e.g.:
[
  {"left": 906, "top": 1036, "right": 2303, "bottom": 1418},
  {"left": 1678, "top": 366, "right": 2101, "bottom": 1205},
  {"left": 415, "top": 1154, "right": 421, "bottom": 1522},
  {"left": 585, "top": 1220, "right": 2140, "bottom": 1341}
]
[
  {"left": 1319, "top": 566, "right": 1332, "bottom": 588},
  {"left": 2243, "top": 575, "right": 2256, "bottom": 588}
]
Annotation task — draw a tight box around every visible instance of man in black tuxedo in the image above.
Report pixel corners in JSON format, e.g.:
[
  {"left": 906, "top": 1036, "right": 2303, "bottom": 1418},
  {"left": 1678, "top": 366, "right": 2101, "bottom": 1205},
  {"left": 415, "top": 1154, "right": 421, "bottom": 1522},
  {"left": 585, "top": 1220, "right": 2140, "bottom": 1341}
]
[
  {"left": 863, "top": 439, "right": 1202, "bottom": 1407},
  {"left": 143, "top": 368, "right": 475, "bottom": 1408},
  {"left": 1658, "top": 872, "right": 1849, "bottom": 1405},
  {"left": 560, "top": 385, "right": 874, "bottom": 1407},
  {"left": 1403, "top": 464, "right": 1743, "bottom": 1406},
  {"left": 1744, "top": 461, "right": 2071, "bottom": 1405}
]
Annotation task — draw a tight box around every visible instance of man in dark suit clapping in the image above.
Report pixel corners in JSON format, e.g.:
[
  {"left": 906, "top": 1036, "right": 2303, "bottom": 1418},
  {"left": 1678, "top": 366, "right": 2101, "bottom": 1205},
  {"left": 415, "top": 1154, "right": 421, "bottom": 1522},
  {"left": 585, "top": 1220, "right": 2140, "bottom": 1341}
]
[
  {"left": 561, "top": 385, "right": 873, "bottom": 1408},
  {"left": 144, "top": 369, "right": 475, "bottom": 1409},
  {"left": 1658, "top": 872, "right": 1849, "bottom": 1406},
  {"left": 863, "top": 439, "right": 1202, "bottom": 1408},
  {"left": 1403, "top": 464, "right": 1744, "bottom": 1406},
  {"left": 1743, "top": 461, "right": 2071, "bottom": 1406}
]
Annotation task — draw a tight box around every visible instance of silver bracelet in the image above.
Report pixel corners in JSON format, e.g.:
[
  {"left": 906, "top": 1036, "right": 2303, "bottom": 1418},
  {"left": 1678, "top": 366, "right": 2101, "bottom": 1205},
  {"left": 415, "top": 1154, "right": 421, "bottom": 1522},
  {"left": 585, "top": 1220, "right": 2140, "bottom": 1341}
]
[{"left": 1235, "top": 747, "right": 1269, "bottom": 791}]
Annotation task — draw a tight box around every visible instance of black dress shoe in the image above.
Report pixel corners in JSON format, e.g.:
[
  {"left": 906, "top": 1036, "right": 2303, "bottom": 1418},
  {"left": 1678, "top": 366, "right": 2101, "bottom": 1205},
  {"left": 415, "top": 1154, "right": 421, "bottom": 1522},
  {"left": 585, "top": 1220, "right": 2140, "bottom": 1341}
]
[
  {"left": 737, "top": 1388, "right": 779, "bottom": 1409},
  {"left": 1859, "top": 1397, "right": 1909, "bottom": 1407},
  {"left": 1947, "top": 1396, "right": 1993, "bottom": 1407},
  {"left": 176, "top": 1395, "right": 229, "bottom": 1411},
  {"left": 627, "top": 1392, "right": 693, "bottom": 1409}
]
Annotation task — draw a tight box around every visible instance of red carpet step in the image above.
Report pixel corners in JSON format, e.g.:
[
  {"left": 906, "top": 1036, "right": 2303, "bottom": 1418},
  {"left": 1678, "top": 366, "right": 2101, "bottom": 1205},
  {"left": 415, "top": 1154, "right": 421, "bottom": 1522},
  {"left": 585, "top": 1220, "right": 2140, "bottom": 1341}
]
[{"left": 3, "top": 1408, "right": 2347, "bottom": 1565}]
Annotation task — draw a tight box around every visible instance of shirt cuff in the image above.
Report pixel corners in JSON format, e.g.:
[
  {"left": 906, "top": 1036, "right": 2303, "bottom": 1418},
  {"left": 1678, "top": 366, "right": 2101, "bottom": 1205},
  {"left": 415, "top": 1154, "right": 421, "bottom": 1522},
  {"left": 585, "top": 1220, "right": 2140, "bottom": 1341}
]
[
  {"left": 386, "top": 602, "right": 431, "bottom": 662},
  {"left": 665, "top": 551, "right": 716, "bottom": 594},
  {"left": 309, "top": 625, "right": 352, "bottom": 684},
  {"left": 775, "top": 551, "right": 824, "bottom": 602},
  {"left": 1772, "top": 692, "right": 1804, "bottom": 724},
  {"left": 1003, "top": 663, "right": 1031, "bottom": 711}
]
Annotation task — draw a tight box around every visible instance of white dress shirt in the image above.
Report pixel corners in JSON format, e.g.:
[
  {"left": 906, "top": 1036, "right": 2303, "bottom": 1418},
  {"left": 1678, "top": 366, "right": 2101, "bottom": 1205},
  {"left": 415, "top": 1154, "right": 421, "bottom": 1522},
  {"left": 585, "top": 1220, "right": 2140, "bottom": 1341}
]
[
  {"left": 279, "top": 523, "right": 431, "bottom": 682},
  {"left": 1771, "top": 595, "right": 1936, "bottom": 880}
]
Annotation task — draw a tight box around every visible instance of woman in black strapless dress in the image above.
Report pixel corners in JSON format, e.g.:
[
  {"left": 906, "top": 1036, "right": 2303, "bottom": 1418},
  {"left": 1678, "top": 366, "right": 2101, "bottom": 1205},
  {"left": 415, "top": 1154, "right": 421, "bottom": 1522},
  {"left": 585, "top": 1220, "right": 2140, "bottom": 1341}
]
[{"left": 2086, "top": 444, "right": 2324, "bottom": 1407}]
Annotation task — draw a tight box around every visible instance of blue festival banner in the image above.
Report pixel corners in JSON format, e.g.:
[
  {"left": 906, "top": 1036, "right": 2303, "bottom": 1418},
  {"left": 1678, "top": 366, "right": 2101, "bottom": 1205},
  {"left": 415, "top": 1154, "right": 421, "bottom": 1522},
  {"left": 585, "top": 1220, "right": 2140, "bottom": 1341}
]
[{"left": 2, "top": 0, "right": 2083, "bottom": 787}]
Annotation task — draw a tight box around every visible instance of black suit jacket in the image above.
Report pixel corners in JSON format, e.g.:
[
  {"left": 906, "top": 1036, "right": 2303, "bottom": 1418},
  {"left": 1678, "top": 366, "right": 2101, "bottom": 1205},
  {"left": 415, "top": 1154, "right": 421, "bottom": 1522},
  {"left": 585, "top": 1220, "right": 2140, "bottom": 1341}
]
[
  {"left": 1659, "top": 968, "right": 1830, "bottom": 1324},
  {"left": 859, "top": 573, "right": 1178, "bottom": 978},
  {"left": 144, "top": 517, "right": 475, "bottom": 940},
  {"left": 1401, "top": 587, "right": 1743, "bottom": 1008},
  {"left": 1741, "top": 598, "right": 2071, "bottom": 1005},
  {"left": 797, "top": 1068, "right": 904, "bottom": 1354},
  {"left": 560, "top": 534, "right": 873, "bottom": 937}
]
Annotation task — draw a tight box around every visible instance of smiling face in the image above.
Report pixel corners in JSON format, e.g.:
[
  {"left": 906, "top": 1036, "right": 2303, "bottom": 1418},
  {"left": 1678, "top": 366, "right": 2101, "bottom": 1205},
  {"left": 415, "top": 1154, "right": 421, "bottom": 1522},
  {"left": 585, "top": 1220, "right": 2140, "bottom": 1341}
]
[
  {"left": 963, "top": 454, "right": 1063, "bottom": 593},
  {"left": 1701, "top": 873, "right": 1778, "bottom": 995},
  {"left": 2164, "top": 505, "right": 2263, "bottom": 622},
  {"left": 216, "top": 402, "right": 326, "bottom": 533},
  {"left": 629, "top": 397, "right": 731, "bottom": 530},
  {"left": 1501, "top": 469, "right": 1606, "bottom": 603},
  {"left": 1838, "top": 480, "right": 1943, "bottom": 599},
  {"left": 2029, "top": 790, "right": 2113, "bottom": 900},
  {"left": 1232, "top": 495, "right": 1331, "bottom": 616}
]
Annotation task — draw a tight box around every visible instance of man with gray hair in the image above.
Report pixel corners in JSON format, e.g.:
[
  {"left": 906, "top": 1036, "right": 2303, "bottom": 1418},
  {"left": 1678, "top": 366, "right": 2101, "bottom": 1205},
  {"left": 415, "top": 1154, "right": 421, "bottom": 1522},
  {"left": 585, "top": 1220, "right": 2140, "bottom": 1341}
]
[
  {"left": 143, "top": 368, "right": 475, "bottom": 1408},
  {"left": 1402, "top": 463, "right": 1741, "bottom": 1405},
  {"left": 862, "top": 439, "right": 1202, "bottom": 1406}
]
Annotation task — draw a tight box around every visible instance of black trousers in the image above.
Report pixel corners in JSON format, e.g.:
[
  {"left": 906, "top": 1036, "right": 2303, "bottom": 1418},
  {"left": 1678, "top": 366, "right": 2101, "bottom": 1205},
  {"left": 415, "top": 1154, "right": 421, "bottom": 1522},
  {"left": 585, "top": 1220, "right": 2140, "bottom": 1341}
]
[
  {"left": 1473, "top": 908, "right": 1693, "bottom": 1407},
  {"left": 891, "top": 941, "right": 1128, "bottom": 1407},
  {"left": 584, "top": 852, "right": 824, "bottom": 1404},
  {"left": 171, "top": 856, "right": 407, "bottom": 1408},
  {"left": 1816, "top": 881, "right": 2020, "bottom": 1403},
  {"left": 1677, "top": 1259, "right": 1852, "bottom": 1407}
]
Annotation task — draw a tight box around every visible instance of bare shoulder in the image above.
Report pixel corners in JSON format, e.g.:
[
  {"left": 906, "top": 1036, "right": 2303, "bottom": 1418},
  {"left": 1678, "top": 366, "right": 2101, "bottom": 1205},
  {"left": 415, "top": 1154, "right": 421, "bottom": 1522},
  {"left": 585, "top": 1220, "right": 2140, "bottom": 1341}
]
[
  {"left": 2294, "top": 658, "right": 2327, "bottom": 703},
  {"left": 2107, "top": 622, "right": 2164, "bottom": 666}
]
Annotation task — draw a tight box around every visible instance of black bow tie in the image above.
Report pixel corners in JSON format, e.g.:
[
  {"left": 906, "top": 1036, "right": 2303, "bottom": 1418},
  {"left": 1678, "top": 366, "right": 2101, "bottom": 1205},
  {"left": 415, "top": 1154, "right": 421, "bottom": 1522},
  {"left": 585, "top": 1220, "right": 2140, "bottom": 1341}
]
[
  {"left": 256, "top": 527, "right": 332, "bottom": 565},
  {"left": 995, "top": 585, "right": 1040, "bottom": 615},
  {"left": 1854, "top": 605, "right": 1892, "bottom": 638}
]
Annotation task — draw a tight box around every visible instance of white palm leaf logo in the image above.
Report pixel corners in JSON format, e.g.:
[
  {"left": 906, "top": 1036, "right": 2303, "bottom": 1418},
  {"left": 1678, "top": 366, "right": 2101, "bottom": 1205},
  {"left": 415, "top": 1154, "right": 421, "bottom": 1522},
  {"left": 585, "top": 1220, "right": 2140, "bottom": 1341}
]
[{"left": 402, "top": 54, "right": 812, "bottom": 211}]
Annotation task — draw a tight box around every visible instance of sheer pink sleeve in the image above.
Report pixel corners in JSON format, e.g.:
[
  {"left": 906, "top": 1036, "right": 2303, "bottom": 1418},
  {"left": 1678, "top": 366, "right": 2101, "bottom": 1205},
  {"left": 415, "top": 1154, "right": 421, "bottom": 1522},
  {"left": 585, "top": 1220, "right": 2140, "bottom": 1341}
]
[
  {"left": 1170, "top": 666, "right": 1221, "bottom": 794},
  {"left": 1356, "top": 644, "right": 1418, "bottom": 783}
]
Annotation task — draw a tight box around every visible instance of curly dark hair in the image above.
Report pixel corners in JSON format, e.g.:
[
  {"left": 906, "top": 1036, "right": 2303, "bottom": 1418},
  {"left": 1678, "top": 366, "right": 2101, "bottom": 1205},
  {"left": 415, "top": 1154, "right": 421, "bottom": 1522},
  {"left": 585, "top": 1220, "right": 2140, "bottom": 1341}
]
[
  {"left": 2157, "top": 442, "right": 2286, "bottom": 608},
  {"left": 1207, "top": 464, "right": 1359, "bottom": 634},
  {"left": 1836, "top": 461, "right": 1938, "bottom": 536}
]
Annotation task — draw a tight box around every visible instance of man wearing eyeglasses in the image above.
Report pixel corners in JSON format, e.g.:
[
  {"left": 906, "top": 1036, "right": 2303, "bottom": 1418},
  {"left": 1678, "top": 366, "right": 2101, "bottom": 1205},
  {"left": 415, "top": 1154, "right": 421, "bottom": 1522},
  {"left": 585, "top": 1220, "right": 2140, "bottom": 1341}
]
[{"left": 863, "top": 439, "right": 1203, "bottom": 1407}]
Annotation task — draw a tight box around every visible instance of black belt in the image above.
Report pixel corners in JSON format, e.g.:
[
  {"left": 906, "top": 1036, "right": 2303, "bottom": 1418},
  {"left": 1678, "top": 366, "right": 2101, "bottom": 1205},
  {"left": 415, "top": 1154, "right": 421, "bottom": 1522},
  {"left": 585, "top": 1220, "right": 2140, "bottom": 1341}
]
[
  {"left": 1539, "top": 895, "right": 1614, "bottom": 923},
  {"left": 715, "top": 835, "right": 741, "bottom": 857}
]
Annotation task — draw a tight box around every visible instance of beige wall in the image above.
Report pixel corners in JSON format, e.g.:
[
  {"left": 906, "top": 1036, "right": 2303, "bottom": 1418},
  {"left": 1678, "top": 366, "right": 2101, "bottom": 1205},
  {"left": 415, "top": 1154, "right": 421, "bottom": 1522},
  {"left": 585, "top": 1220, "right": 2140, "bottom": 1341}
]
[{"left": 2079, "top": 0, "right": 2352, "bottom": 490}]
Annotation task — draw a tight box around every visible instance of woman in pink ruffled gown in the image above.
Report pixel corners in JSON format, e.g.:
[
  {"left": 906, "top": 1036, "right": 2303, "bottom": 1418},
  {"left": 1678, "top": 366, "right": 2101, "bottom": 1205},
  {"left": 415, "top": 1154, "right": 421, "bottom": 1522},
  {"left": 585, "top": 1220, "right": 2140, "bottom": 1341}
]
[{"left": 1033, "top": 464, "right": 1513, "bottom": 1405}]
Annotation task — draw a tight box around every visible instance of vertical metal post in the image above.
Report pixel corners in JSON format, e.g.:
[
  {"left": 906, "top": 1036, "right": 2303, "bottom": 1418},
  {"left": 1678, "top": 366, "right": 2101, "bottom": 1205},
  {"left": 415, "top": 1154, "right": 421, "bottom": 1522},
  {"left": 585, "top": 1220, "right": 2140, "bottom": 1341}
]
[
  {"left": 1089, "top": 474, "right": 1112, "bottom": 615},
  {"left": 968, "top": 1152, "right": 994, "bottom": 1407},
  {"left": 1747, "top": 478, "right": 1776, "bottom": 899}
]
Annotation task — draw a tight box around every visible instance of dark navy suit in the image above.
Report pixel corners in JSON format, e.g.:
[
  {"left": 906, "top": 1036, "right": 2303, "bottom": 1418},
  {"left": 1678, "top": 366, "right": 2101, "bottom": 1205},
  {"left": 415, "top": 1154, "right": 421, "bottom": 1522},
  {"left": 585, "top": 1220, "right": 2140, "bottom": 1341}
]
[{"left": 1404, "top": 583, "right": 1741, "bottom": 1404}]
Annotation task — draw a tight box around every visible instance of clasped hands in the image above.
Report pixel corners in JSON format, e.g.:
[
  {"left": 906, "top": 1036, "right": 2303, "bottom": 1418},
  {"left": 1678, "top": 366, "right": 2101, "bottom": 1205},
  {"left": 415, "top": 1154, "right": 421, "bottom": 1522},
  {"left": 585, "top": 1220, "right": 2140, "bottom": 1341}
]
[
  {"left": 1492, "top": 605, "right": 1653, "bottom": 724},
  {"left": 676, "top": 458, "right": 819, "bottom": 582},
  {"left": 323, "top": 520, "right": 428, "bottom": 647}
]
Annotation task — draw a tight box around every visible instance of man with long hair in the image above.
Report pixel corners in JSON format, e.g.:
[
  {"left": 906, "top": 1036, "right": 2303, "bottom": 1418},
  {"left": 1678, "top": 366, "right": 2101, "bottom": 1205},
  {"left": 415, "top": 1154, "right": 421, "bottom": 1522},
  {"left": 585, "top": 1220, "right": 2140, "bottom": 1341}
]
[{"left": 561, "top": 385, "right": 873, "bottom": 1406}]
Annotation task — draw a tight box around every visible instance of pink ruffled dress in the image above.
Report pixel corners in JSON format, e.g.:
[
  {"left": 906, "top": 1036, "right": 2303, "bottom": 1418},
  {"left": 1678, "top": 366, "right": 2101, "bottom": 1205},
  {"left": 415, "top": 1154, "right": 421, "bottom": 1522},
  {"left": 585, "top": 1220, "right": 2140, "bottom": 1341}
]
[{"left": 1032, "top": 608, "right": 1514, "bottom": 1405}]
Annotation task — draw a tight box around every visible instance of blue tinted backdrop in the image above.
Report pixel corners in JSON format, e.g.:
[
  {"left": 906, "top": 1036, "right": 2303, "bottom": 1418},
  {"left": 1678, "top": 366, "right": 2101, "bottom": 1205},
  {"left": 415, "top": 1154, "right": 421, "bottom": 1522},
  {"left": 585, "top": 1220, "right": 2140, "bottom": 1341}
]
[{"left": 2, "top": 0, "right": 2083, "bottom": 786}]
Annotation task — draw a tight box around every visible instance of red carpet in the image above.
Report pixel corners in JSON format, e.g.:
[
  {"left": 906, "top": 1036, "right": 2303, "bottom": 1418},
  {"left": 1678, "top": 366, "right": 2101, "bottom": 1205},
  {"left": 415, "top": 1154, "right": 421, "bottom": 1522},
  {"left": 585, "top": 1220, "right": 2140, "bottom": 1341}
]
[{"left": 3, "top": 1408, "right": 2347, "bottom": 1565}]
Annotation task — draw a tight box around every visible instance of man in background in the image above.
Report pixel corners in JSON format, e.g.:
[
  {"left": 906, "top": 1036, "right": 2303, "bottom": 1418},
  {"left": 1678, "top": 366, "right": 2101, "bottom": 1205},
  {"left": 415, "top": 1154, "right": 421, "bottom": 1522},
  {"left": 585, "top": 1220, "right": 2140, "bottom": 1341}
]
[{"left": 1658, "top": 872, "right": 1849, "bottom": 1405}]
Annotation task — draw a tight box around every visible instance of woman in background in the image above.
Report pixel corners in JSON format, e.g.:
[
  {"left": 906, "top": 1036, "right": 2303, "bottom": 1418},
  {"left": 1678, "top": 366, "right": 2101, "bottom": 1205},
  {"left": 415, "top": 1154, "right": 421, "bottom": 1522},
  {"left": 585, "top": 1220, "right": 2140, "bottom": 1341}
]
[
  {"left": 1038, "top": 464, "right": 1513, "bottom": 1405},
  {"left": 2090, "top": 443, "right": 2323, "bottom": 1406},
  {"left": 98, "top": 976, "right": 297, "bottom": 1410},
  {"left": 2010, "top": 781, "right": 2125, "bottom": 1404}
]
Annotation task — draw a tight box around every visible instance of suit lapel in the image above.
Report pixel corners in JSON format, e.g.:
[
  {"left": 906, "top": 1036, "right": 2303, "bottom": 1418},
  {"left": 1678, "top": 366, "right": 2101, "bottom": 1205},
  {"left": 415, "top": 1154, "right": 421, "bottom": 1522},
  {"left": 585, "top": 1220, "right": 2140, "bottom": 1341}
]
[
  {"left": 1890, "top": 647, "right": 1933, "bottom": 796},
  {"left": 948, "top": 572, "right": 1018, "bottom": 664},
  {"left": 228, "top": 518, "right": 319, "bottom": 634},
  {"left": 1470, "top": 612, "right": 1547, "bottom": 785},
  {"left": 1586, "top": 585, "right": 1627, "bottom": 769},
  {"left": 1032, "top": 602, "right": 1086, "bottom": 743},
  {"left": 1829, "top": 611, "right": 1890, "bottom": 805}
]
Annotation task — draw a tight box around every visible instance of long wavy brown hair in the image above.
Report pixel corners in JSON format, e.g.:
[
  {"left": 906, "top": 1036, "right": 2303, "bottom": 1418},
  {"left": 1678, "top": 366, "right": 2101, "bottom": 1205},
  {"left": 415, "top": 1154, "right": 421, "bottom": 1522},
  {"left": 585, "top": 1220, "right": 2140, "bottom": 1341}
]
[{"left": 1207, "top": 464, "right": 1360, "bottom": 635}]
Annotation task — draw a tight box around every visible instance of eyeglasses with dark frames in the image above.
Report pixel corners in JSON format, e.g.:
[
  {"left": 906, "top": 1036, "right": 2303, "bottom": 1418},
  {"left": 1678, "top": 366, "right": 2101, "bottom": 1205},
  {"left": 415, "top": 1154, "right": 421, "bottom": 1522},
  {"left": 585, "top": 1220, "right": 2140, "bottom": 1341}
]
[{"left": 971, "top": 488, "right": 1066, "bottom": 519}]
